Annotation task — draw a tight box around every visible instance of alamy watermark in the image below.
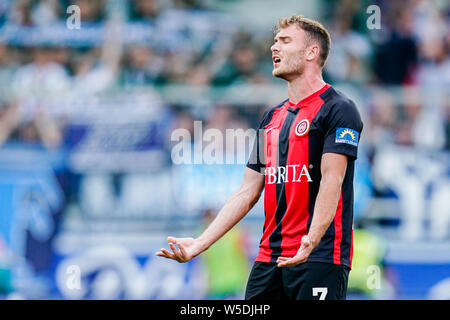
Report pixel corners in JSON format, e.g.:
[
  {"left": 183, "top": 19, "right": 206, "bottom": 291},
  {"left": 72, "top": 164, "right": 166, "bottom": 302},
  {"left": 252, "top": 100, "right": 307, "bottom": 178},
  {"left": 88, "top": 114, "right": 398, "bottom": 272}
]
[
  {"left": 64, "top": 4, "right": 380, "bottom": 31},
  {"left": 366, "top": 265, "right": 381, "bottom": 290},
  {"left": 66, "top": 5, "right": 81, "bottom": 29},
  {"left": 66, "top": 264, "right": 82, "bottom": 290},
  {"left": 366, "top": 5, "right": 381, "bottom": 30},
  {"left": 171, "top": 121, "right": 263, "bottom": 166}
]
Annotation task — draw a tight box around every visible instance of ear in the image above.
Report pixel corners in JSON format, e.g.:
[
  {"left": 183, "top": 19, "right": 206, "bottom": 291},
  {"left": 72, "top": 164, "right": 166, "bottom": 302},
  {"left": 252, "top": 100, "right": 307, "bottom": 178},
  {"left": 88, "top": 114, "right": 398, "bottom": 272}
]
[{"left": 306, "top": 44, "right": 320, "bottom": 62}]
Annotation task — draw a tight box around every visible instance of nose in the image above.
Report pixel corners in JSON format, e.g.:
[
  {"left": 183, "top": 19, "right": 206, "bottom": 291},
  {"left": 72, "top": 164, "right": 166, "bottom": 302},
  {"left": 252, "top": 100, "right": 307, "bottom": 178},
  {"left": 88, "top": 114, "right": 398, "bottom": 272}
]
[{"left": 271, "top": 42, "right": 279, "bottom": 54}]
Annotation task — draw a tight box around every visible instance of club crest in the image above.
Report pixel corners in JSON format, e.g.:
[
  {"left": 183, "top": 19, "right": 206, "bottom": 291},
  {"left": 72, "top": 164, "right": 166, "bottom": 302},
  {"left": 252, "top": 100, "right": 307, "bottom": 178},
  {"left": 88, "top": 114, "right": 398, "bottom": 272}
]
[{"left": 295, "top": 119, "right": 310, "bottom": 136}]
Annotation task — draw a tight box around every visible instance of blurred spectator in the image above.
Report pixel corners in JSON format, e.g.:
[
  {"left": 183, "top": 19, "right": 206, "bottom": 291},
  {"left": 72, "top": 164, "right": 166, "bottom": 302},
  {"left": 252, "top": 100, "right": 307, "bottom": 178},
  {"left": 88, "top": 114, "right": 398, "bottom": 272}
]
[
  {"left": 9, "top": 0, "right": 63, "bottom": 26},
  {"left": 373, "top": 7, "right": 418, "bottom": 85},
  {"left": 12, "top": 46, "right": 70, "bottom": 104},
  {"left": 347, "top": 229, "right": 394, "bottom": 299},
  {"left": 0, "top": 103, "right": 18, "bottom": 146},
  {"left": 0, "top": 0, "right": 10, "bottom": 26},
  {"left": 324, "top": 11, "right": 371, "bottom": 84},
  {"left": 417, "top": 34, "right": 450, "bottom": 89},
  {"left": 0, "top": 0, "right": 447, "bottom": 301},
  {"left": 184, "top": 62, "right": 212, "bottom": 86},
  {"left": 70, "top": 14, "right": 123, "bottom": 96},
  {"left": 121, "top": 45, "right": 165, "bottom": 86},
  {"left": 31, "top": 0, "right": 63, "bottom": 26},
  {"left": 205, "top": 104, "right": 234, "bottom": 132},
  {"left": 159, "top": 50, "right": 195, "bottom": 84},
  {"left": 7, "top": 46, "right": 69, "bottom": 148},
  {"left": 0, "top": 44, "right": 17, "bottom": 99},
  {"left": 212, "top": 44, "right": 263, "bottom": 86},
  {"left": 129, "top": 0, "right": 162, "bottom": 21},
  {"left": 52, "top": 46, "right": 70, "bottom": 70},
  {"left": 410, "top": 0, "right": 448, "bottom": 45},
  {"left": 366, "top": 88, "right": 397, "bottom": 148},
  {"left": 75, "top": 0, "right": 105, "bottom": 23},
  {"left": 172, "top": 0, "right": 208, "bottom": 10},
  {"left": 0, "top": 44, "right": 19, "bottom": 145},
  {"left": 201, "top": 208, "right": 251, "bottom": 299},
  {"left": 9, "top": 0, "right": 34, "bottom": 26}
]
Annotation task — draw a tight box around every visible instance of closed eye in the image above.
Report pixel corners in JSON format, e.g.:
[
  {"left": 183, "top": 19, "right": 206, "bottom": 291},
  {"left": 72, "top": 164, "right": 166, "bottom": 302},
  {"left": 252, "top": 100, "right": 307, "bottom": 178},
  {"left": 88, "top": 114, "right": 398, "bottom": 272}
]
[{"left": 273, "top": 36, "right": 292, "bottom": 44}]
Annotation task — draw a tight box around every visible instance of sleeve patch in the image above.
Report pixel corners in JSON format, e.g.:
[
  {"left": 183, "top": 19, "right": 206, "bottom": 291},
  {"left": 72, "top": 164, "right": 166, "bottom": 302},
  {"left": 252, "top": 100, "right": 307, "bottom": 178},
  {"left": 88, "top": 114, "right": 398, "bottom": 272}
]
[{"left": 335, "top": 128, "right": 359, "bottom": 146}]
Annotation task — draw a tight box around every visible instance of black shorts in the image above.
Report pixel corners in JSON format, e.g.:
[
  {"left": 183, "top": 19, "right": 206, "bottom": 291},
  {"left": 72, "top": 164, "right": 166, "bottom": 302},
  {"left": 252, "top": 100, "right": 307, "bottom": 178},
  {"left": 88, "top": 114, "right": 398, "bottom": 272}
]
[{"left": 245, "top": 261, "right": 350, "bottom": 300}]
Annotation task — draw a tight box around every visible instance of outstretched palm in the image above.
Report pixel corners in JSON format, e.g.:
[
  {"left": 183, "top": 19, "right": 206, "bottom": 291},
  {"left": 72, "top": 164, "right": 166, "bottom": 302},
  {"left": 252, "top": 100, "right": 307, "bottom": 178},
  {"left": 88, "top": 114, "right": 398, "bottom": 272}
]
[
  {"left": 155, "top": 236, "right": 201, "bottom": 263},
  {"left": 276, "top": 235, "right": 313, "bottom": 267}
]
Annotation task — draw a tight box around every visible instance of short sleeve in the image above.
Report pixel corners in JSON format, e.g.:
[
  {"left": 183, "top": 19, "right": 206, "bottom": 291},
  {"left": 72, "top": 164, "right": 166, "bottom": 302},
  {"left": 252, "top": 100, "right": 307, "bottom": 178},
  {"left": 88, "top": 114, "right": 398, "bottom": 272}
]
[
  {"left": 246, "top": 108, "right": 273, "bottom": 173},
  {"left": 322, "top": 99, "right": 363, "bottom": 161}
]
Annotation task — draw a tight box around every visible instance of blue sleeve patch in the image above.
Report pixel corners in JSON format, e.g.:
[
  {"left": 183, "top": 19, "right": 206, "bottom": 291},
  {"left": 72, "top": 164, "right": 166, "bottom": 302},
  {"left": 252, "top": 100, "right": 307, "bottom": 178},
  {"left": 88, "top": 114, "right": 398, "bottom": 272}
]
[{"left": 335, "top": 128, "right": 359, "bottom": 146}]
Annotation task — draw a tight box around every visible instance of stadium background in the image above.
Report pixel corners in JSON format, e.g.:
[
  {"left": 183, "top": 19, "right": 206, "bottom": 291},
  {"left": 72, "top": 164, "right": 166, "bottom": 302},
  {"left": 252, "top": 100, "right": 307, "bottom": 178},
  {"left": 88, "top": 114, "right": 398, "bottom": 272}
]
[{"left": 0, "top": 0, "right": 448, "bottom": 300}]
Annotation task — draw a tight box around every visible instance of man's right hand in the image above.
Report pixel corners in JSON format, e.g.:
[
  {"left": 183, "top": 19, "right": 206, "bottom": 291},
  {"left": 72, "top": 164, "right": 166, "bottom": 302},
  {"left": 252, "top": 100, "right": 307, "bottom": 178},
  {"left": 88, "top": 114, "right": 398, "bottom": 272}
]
[
  {"left": 155, "top": 236, "right": 203, "bottom": 263},
  {"left": 156, "top": 169, "right": 264, "bottom": 263}
]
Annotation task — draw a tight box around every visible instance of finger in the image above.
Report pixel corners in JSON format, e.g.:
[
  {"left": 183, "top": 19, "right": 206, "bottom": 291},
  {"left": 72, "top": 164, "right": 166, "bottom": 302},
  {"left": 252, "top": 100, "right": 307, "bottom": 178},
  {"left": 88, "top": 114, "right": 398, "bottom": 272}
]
[
  {"left": 155, "top": 251, "right": 165, "bottom": 257},
  {"left": 277, "top": 258, "right": 293, "bottom": 267},
  {"left": 279, "top": 254, "right": 304, "bottom": 266},
  {"left": 169, "top": 243, "right": 182, "bottom": 260},
  {"left": 280, "top": 256, "right": 307, "bottom": 267},
  {"left": 279, "top": 260, "right": 298, "bottom": 267},
  {"left": 159, "top": 248, "right": 176, "bottom": 259},
  {"left": 277, "top": 256, "right": 290, "bottom": 260},
  {"left": 169, "top": 242, "right": 179, "bottom": 254},
  {"left": 177, "top": 242, "right": 188, "bottom": 259},
  {"left": 155, "top": 251, "right": 172, "bottom": 260},
  {"left": 156, "top": 252, "right": 173, "bottom": 259},
  {"left": 276, "top": 257, "right": 290, "bottom": 263}
]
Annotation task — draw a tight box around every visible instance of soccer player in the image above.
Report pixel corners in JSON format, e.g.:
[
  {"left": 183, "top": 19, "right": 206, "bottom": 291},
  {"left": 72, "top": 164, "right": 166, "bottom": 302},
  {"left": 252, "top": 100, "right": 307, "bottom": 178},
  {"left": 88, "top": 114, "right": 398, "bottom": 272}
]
[{"left": 156, "top": 15, "right": 363, "bottom": 300}]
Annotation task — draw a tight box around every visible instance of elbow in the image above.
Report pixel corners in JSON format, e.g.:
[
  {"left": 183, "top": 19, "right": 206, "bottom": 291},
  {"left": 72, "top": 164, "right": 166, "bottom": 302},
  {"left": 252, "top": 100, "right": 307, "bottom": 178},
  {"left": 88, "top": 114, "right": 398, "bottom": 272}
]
[
  {"left": 249, "top": 191, "right": 262, "bottom": 208},
  {"left": 320, "top": 172, "right": 345, "bottom": 189},
  {"left": 238, "top": 186, "right": 262, "bottom": 209}
]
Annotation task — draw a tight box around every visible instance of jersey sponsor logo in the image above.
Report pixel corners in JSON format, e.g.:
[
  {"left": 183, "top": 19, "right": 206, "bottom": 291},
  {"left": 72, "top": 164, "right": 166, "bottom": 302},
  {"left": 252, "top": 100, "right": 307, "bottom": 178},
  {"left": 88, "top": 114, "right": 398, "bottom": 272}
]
[
  {"left": 265, "top": 164, "right": 312, "bottom": 184},
  {"left": 295, "top": 119, "right": 310, "bottom": 136},
  {"left": 335, "top": 128, "right": 359, "bottom": 146}
]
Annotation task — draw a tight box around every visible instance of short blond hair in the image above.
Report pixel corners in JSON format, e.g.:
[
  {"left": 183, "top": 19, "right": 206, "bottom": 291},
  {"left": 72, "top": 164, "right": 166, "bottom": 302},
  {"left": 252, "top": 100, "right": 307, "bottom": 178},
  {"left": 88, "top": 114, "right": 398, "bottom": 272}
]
[{"left": 275, "top": 15, "right": 331, "bottom": 68}]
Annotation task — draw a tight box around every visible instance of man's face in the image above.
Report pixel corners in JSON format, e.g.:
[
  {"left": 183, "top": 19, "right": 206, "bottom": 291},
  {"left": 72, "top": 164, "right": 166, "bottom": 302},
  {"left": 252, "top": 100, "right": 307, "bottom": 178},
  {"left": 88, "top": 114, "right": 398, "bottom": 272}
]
[{"left": 271, "top": 24, "right": 309, "bottom": 80}]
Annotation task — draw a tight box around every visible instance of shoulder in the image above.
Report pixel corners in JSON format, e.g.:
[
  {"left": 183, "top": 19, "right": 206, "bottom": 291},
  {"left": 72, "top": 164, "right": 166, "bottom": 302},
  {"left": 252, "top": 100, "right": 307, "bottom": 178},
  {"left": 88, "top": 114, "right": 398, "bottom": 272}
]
[
  {"left": 317, "top": 87, "right": 363, "bottom": 133},
  {"left": 320, "top": 87, "right": 361, "bottom": 120},
  {"left": 321, "top": 87, "right": 357, "bottom": 112}
]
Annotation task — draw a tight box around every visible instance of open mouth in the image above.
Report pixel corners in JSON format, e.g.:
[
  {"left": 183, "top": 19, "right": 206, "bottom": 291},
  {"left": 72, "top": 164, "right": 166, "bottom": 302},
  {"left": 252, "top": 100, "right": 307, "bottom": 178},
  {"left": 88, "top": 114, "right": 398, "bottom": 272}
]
[{"left": 273, "top": 56, "right": 281, "bottom": 64}]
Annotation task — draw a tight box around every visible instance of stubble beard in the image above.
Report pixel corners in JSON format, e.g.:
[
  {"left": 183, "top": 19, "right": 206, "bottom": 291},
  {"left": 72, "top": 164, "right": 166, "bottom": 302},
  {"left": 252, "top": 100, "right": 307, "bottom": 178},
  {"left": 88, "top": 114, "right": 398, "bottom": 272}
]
[{"left": 272, "top": 55, "right": 306, "bottom": 81}]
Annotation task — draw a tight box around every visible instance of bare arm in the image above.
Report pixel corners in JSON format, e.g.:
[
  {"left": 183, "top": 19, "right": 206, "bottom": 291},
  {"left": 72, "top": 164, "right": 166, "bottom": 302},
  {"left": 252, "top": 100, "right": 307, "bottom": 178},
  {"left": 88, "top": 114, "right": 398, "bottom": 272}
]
[
  {"left": 0, "top": 104, "right": 20, "bottom": 146},
  {"left": 308, "top": 152, "right": 347, "bottom": 246},
  {"left": 34, "top": 109, "right": 62, "bottom": 149},
  {"left": 196, "top": 167, "right": 265, "bottom": 251},
  {"left": 99, "top": 10, "right": 123, "bottom": 77},
  {"left": 277, "top": 152, "right": 347, "bottom": 267},
  {"left": 156, "top": 167, "right": 265, "bottom": 262}
]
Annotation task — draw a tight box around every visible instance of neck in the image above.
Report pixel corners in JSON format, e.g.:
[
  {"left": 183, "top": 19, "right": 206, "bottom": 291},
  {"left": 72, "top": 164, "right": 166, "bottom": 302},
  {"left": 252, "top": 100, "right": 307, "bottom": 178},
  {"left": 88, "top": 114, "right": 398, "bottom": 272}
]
[{"left": 287, "top": 68, "right": 326, "bottom": 104}]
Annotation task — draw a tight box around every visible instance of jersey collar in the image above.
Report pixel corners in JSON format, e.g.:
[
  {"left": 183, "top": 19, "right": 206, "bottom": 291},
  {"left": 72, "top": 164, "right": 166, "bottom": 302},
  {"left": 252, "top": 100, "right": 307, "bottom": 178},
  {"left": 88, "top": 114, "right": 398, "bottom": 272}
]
[{"left": 286, "top": 83, "right": 331, "bottom": 109}]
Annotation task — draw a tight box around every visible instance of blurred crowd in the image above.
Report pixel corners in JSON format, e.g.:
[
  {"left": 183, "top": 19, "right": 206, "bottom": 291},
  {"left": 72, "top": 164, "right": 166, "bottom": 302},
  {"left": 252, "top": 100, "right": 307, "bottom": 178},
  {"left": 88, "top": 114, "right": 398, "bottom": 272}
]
[
  {"left": 0, "top": 0, "right": 446, "bottom": 151},
  {"left": 0, "top": 0, "right": 448, "bottom": 300},
  {"left": 0, "top": 0, "right": 446, "bottom": 232}
]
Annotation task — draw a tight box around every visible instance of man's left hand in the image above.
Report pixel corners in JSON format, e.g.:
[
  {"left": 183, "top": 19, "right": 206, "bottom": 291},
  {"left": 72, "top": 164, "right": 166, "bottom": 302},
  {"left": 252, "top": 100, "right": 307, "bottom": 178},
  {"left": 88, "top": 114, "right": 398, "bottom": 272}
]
[{"left": 276, "top": 235, "right": 313, "bottom": 267}]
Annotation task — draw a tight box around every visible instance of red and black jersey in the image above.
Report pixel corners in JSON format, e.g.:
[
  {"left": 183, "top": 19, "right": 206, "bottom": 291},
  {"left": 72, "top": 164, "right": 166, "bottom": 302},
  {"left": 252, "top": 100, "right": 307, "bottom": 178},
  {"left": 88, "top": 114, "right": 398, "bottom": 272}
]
[{"left": 247, "top": 84, "right": 363, "bottom": 268}]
